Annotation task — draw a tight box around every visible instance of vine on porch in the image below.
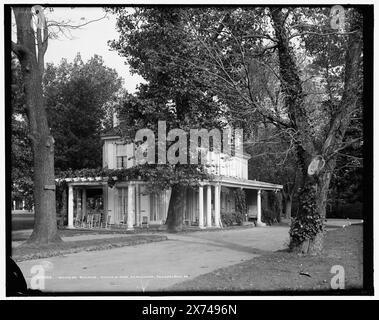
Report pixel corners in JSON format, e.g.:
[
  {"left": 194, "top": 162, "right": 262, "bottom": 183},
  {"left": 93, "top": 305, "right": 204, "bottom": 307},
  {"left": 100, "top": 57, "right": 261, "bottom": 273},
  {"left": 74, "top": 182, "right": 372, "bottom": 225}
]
[
  {"left": 221, "top": 189, "right": 247, "bottom": 226},
  {"left": 55, "top": 164, "right": 213, "bottom": 194}
]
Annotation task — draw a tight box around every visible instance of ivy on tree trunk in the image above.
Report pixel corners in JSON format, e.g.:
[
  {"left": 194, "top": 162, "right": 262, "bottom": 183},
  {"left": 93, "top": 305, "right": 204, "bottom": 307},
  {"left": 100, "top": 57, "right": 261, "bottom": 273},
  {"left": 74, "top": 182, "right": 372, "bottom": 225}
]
[{"left": 271, "top": 7, "right": 362, "bottom": 254}]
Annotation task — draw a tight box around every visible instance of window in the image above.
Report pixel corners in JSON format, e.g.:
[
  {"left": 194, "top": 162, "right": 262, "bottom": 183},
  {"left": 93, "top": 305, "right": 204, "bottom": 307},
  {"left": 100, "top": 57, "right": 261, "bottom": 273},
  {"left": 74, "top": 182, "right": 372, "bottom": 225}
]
[
  {"left": 150, "top": 192, "right": 168, "bottom": 222},
  {"left": 116, "top": 156, "right": 128, "bottom": 169}
]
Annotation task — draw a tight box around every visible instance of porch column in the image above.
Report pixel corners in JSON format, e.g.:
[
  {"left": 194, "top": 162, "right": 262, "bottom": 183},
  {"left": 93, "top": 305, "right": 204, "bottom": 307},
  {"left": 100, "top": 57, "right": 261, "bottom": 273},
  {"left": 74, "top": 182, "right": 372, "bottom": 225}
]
[
  {"left": 68, "top": 185, "right": 74, "bottom": 228},
  {"left": 136, "top": 184, "right": 141, "bottom": 226},
  {"left": 127, "top": 183, "right": 135, "bottom": 230},
  {"left": 257, "top": 189, "right": 265, "bottom": 226},
  {"left": 214, "top": 184, "right": 221, "bottom": 227},
  {"left": 75, "top": 189, "right": 80, "bottom": 217},
  {"left": 198, "top": 185, "right": 204, "bottom": 228},
  {"left": 82, "top": 188, "right": 87, "bottom": 218},
  {"left": 206, "top": 185, "right": 212, "bottom": 227},
  {"left": 114, "top": 187, "right": 120, "bottom": 225}
]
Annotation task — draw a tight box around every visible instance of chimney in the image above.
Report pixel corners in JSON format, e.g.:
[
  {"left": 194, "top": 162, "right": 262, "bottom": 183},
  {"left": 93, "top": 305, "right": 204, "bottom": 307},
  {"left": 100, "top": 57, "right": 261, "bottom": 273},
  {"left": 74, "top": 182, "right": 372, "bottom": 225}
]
[{"left": 113, "top": 106, "right": 119, "bottom": 128}]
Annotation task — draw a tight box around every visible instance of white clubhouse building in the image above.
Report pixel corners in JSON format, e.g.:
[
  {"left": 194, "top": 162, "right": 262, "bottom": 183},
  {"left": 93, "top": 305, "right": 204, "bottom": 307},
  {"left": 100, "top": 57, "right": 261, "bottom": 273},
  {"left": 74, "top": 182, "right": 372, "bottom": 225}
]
[{"left": 62, "top": 129, "right": 283, "bottom": 229}]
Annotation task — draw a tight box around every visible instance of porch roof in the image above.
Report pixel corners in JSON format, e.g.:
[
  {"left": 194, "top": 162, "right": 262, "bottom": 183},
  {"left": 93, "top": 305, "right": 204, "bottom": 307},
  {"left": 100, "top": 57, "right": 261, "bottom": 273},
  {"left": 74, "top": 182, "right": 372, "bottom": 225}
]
[
  {"left": 56, "top": 176, "right": 282, "bottom": 190},
  {"left": 55, "top": 177, "right": 109, "bottom": 186},
  {"left": 209, "top": 176, "right": 283, "bottom": 191}
]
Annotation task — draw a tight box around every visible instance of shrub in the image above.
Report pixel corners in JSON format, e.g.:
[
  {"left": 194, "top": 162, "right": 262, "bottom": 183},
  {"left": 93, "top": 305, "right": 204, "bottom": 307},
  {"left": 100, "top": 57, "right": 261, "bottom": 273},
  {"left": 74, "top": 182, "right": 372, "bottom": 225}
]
[
  {"left": 262, "top": 208, "right": 276, "bottom": 224},
  {"left": 234, "top": 189, "right": 247, "bottom": 216},
  {"left": 221, "top": 211, "right": 245, "bottom": 226},
  {"left": 221, "top": 211, "right": 234, "bottom": 226},
  {"left": 233, "top": 211, "right": 245, "bottom": 225},
  {"left": 327, "top": 201, "right": 363, "bottom": 219}
]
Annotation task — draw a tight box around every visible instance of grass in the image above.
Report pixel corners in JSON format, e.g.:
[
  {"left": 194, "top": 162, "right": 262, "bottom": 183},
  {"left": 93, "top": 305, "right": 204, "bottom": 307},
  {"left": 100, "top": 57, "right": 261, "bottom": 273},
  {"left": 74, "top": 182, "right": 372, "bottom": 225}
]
[
  {"left": 168, "top": 224, "right": 364, "bottom": 292},
  {"left": 12, "top": 234, "right": 168, "bottom": 262},
  {"left": 12, "top": 228, "right": 138, "bottom": 242}
]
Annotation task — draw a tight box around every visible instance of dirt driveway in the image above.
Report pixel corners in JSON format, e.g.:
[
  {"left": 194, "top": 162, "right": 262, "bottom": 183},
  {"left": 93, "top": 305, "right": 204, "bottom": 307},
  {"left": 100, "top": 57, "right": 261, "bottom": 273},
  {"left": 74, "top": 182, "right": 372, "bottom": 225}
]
[{"left": 17, "top": 226, "right": 289, "bottom": 292}]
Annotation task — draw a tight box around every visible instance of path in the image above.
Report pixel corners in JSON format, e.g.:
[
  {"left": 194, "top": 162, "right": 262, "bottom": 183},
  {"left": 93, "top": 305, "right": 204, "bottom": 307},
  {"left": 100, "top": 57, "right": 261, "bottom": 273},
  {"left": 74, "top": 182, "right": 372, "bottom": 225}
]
[{"left": 17, "top": 226, "right": 289, "bottom": 292}]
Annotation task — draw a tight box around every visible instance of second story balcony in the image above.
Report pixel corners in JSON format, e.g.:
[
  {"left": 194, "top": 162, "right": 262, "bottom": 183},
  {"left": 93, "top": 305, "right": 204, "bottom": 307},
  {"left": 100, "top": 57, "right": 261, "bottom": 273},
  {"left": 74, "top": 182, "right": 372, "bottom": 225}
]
[{"left": 102, "top": 137, "right": 250, "bottom": 180}]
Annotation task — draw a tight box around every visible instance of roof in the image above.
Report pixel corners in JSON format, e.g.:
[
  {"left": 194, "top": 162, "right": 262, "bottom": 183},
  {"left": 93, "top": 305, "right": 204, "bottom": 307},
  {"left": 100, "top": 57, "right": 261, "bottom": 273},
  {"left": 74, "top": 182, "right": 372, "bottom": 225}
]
[
  {"left": 100, "top": 126, "right": 122, "bottom": 139},
  {"left": 209, "top": 176, "right": 283, "bottom": 191},
  {"left": 57, "top": 175, "right": 282, "bottom": 191}
]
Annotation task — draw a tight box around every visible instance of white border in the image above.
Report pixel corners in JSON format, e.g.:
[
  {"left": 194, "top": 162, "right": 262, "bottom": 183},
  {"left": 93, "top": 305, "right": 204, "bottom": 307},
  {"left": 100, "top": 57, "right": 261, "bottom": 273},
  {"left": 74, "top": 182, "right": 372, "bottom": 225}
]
[{"left": 1, "top": 0, "right": 376, "bottom": 300}]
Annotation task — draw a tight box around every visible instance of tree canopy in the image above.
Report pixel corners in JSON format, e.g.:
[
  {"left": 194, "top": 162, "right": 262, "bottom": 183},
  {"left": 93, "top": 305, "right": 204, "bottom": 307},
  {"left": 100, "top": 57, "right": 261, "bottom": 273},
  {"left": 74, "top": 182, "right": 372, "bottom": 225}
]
[
  {"left": 44, "top": 53, "right": 123, "bottom": 170},
  {"left": 109, "top": 6, "right": 365, "bottom": 245}
]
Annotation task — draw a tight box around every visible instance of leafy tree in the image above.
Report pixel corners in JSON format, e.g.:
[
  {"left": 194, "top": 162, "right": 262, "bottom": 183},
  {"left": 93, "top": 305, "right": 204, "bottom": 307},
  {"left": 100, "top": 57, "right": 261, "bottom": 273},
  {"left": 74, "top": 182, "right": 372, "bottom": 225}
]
[
  {"left": 154, "top": 7, "right": 364, "bottom": 253},
  {"left": 11, "top": 6, "right": 109, "bottom": 243},
  {"left": 270, "top": 7, "right": 363, "bottom": 253},
  {"left": 114, "top": 7, "right": 365, "bottom": 253},
  {"left": 44, "top": 53, "right": 123, "bottom": 171},
  {"left": 11, "top": 57, "right": 34, "bottom": 209},
  {"left": 12, "top": 7, "right": 61, "bottom": 243},
  {"left": 246, "top": 126, "right": 301, "bottom": 219},
  {"left": 109, "top": 7, "right": 225, "bottom": 231}
]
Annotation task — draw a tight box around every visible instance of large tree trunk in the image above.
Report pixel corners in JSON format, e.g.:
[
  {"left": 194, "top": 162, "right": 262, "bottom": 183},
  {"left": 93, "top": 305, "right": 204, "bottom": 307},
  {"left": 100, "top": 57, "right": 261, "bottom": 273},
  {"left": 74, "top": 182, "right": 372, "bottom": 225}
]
[
  {"left": 12, "top": 7, "right": 61, "bottom": 244},
  {"left": 23, "top": 62, "right": 60, "bottom": 244},
  {"left": 285, "top": 195, "right": 292, "bottom": 220},
  {"left": 60, "top": 187, "right": 68, "bottom": 226},
  {"left": 305, "top": 169, "right": 333, "bottom": 254},
  {"left": 271, "top": 8, "right": 362, "bottom": 254},
  {"left": 165, "top": 185, "right": 186, "bottom": 232}
]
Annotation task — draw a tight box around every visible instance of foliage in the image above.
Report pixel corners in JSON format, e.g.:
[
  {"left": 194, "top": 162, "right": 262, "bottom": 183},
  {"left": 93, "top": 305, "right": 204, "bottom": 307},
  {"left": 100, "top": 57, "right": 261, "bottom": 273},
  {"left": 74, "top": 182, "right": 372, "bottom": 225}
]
[
  {"left": 12, "top": 53, "right": 123, "bottom": 208},
  {"left": 109, "top": 8, "right": 231, "bottom": 229},
  {"left": 221, "top": 211, "right": 245, "bottom": 226},
  {"left": 108, "top": 7, "right": 364, "bottom": 239},
  {"left": 328, "top": 201, "right": 363, "bottom": 219},
  {"left": 11, "top": 57, "right": 34, "bottom": 209},
  {"left": 44, "top": 53, "right": 123, "bottom": 170},
  {"left": 55, "top": 167, "right": 104, "bottom": 180},
  {"left": 109, "top": 7, "right": 224, "bottom": 132},
  {"left": 105, "top": 164, "right": 211, "bottom": 193},
  {"left": 262, "top": 208, "right": 276, "bottom": 224},
  {"left": 233, "top": 189, "right": 247, "bottom": 216},
  {"left": 12, "top": 6, "right": 62, "bottom": 243},
  {"left": 266, "top": 191, "right": 281, "bottom": 217},
  {"left": 327, "top": 114, "right": 363, "bottom": 217},
  {"left": 56, "top": 164, "right": 212, "bottom": 194},
  {"left": 289, "top": 183, "right": 324, "bottom": 249}
]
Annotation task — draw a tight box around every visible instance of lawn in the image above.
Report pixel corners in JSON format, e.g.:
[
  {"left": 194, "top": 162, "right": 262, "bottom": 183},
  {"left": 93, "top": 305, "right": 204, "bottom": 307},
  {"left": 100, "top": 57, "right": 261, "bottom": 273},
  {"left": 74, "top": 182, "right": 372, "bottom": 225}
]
[
  {"left": 12, "top": 234, "right": 168, "bottom": 262},
  {"left": 168, "top": 224, "right": 364, "bottom": 292}
]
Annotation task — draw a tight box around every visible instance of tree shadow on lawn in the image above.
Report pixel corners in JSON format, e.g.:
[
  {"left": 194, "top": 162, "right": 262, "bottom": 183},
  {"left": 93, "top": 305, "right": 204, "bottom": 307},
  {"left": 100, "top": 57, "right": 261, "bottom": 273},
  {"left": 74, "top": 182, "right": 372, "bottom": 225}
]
[
  {"left": 168, "top": 235, "right": 269, "bottom": 256},
  {"left": 166, "top": 225, "right": 363, "bottom": 292}
]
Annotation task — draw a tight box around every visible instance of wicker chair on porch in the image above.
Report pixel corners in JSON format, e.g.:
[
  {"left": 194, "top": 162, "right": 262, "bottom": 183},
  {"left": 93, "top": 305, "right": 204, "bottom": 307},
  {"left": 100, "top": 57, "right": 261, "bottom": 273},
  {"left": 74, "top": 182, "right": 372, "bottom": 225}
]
[
  {"left": 102, "top": 214, "right": 111, "bottom": 229},
  {"left": 74, "top": 214, "right": 84, "bottom": 228},
  {"left": 92, "top": 213, "right": 102, "bottom": 228},
  {"left": 86, "top": 213, "right": 94, "bottom": 228},
  {"left": 141, "top": 216, "right": 149, "bottom": 230}
]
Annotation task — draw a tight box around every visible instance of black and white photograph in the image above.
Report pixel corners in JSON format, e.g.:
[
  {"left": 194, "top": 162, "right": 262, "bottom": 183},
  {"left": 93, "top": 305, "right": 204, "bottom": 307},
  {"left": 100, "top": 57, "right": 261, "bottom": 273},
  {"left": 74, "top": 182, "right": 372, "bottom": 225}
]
[{"left": 2, "top": 2, "right": 374, "bottom": 300}]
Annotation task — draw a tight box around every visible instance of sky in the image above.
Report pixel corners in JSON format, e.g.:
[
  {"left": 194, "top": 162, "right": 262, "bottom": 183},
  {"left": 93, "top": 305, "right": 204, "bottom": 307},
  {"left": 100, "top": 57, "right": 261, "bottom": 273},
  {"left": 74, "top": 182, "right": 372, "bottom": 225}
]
[{"left": 43, "top": 7, "right": 145, "bottom": 93}]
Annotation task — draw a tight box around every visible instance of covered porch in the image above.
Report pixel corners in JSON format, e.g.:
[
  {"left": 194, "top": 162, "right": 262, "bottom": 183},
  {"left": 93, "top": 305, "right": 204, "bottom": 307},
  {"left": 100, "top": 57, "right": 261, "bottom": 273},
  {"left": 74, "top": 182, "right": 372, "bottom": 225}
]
[
  {"left": 62, "top": 177, "right": 282, "bottom": 230},
  {"left": 65, "top": 179, "right": 109, "bottom": 229},
  {"left": 65, "top": 179, "right": 171, "bottom": 231},
  {"left": 196, "top": 177, "right": 283, "bottom": 228}
]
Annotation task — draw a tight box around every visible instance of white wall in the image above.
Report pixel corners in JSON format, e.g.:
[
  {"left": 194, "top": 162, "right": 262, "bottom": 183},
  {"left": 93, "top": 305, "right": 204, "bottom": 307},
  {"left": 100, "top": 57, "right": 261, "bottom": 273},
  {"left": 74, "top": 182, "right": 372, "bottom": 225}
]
[
  {"left": 103, "top": 138, "right": 135, "bottom": 169},
  {"left": 103, "top": 139, "right": 250, "bottom": 178}
]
